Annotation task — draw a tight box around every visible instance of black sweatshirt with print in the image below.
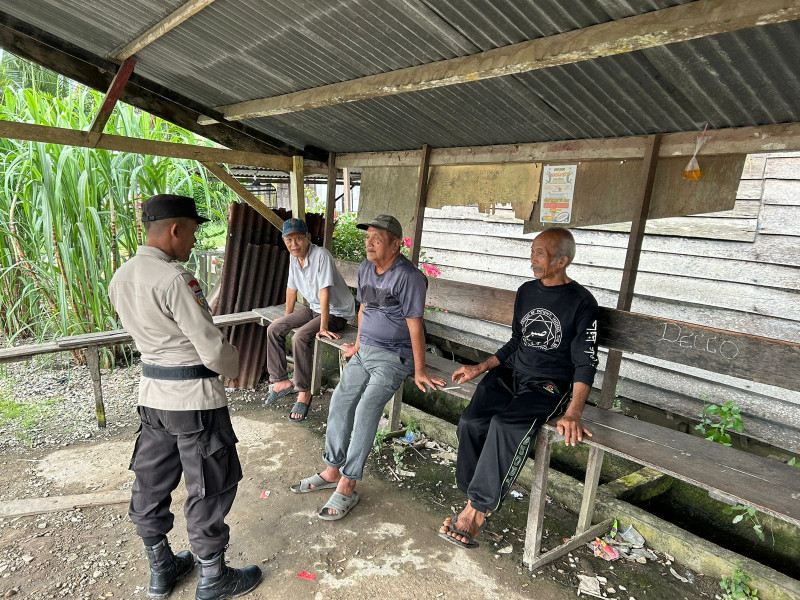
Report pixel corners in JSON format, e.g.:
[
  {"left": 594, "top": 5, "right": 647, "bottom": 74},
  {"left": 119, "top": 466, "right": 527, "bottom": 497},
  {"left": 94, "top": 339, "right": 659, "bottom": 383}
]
[{"left": 494, "top": 279, "right": 599, "bottom": 387}]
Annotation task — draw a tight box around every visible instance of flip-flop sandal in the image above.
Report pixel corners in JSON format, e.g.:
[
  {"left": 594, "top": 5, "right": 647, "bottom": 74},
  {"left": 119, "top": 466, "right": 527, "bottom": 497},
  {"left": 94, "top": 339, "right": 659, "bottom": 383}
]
[
  {"left": 290, "top": 473, "right": 339, "bottom": 494},
  {"left": 264, "top": 385, "right": 295, "bottom": 407},
  {"left": 437, "top": 518, "right": 486, "bottom": 549},
  {"left": 318, "top": 491, "right": 360, "bottom": 521},
  {"left": 288, "top": 400, "right": 312, "bottom": 422}
]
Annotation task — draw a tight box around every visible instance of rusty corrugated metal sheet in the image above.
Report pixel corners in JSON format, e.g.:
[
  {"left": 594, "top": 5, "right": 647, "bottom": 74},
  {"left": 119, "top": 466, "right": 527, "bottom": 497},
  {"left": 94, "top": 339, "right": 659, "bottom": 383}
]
[{"left": 213, "top": 201, "right": 328, "bottom": 389}]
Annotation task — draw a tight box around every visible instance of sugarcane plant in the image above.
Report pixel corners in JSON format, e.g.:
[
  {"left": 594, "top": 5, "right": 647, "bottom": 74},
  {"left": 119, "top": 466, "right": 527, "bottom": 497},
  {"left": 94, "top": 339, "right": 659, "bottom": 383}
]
[{"left": 0, "top": 52, "right": 236, "bottom": 363}]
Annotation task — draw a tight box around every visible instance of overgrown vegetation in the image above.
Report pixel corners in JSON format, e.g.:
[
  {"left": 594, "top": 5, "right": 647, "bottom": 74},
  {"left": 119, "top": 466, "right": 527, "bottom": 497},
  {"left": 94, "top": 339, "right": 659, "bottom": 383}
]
[
  {"left": 720, "top": 563, "right": 759, "bottom": 599},
  {"left": 0, "top": 376, "right": 59, "bottom": 445},
  {"left": 723, "top": 504, "right": 765, "bottom": 542},
  {"left": 0, "top": 51, "right": 237, "bottom": 349}
]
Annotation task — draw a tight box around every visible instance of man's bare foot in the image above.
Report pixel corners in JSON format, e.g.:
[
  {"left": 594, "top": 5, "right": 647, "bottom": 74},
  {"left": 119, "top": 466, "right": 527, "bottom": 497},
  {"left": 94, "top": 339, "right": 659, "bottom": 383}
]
[
  {"left": 325, "top": 477, "right": 357, "bottom": 516},
  {"left": 439, "top": 501, "right": 486, "bottom": 544},
  {"left": 272, "top": 379, "right": 293, "bottom": 394},
  {"left": 290, "top": 390, "right": 312, "bottom": 419}
]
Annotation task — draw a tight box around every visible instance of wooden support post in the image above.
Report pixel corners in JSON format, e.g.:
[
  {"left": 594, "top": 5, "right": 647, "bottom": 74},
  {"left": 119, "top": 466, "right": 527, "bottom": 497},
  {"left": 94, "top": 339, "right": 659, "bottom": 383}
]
[
  {"left": 290, "top": 155, "right": 305, "bottom": 221},
  {"left": 324, "top": 152, "right": 336, "bottom": 251},
  {"left": 342, "top": 168, "right": 351, "bottom": 213},
  {"left": 84, "top": 346, "right": 106, "bottom": 429},
  {"left": 576, "top": 446, "right": 605, "bottom": 533},
  {"left": 338, "top": 349, "right": 347, "bottom": 378},
  {"left": 409, "top": 144, "right": 432, "bottom": 267},
  {"left": 310, "top": 338, "right": 324, "bottom": 396},
  {"left": 598, "top": 134, "right": 661, "bottom": 409},
  {"left": 388, "top": 387, "right": 404, "bottom": 432},
  {"left": 523, "top": 429, "right": 553, "bottom": 568},
  {"left": 87, "top": 57, "right": 136, "bottom": 147}
]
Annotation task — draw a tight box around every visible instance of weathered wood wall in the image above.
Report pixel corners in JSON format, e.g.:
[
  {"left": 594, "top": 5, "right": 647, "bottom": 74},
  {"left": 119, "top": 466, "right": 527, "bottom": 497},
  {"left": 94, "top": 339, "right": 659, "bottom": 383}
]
[{"left": 419, "top": 152, "right": 800, "bottom": 453}]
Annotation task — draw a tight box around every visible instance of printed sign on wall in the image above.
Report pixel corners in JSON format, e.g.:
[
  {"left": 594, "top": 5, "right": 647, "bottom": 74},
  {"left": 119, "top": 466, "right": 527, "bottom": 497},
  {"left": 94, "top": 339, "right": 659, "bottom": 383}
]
[{"left": 540, "top": 165, "right": 577, "bottom": 224}]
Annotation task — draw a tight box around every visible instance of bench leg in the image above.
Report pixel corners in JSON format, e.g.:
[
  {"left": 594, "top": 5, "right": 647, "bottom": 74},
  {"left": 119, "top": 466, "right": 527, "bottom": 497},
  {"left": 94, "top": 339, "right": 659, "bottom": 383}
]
[
  {"left": 85, "top": 347, "right": 106, "bottom": 429},
  {"left": 310, "top": 338, "right": 323, "bottom": 396},
  {"left": 388, "top": 386, "right": 404, "bottom": 432},
  {"left": 523, "top": 429, "right": 553, "bottom": 569},
  {"left": 338, "top": 349, "right": 346, "bottom": 377},
  {"left": 577, "top": 446, "right": 605, "bottom": 534}
]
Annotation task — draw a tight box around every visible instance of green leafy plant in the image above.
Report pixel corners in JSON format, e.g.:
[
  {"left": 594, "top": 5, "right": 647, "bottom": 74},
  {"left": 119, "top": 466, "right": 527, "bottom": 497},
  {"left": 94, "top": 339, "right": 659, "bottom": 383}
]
[
  {"left": 788, "top": 457, "right": 799, "bottom": 468},
  {"left": 392, "top": 447, "right": 404, "bottom": 470},
  {"left": 372, "top": 428, "right": 388, "bottom": 453},
  {"left": 720, "top": 563, "right": 758, "bottom": 599},
  {"left": 405, "top": 416, "right": 420, "bottom": 435},
  {"left": 723, "top": 504, "right": 765, "bottom": 542},
  {"left": 696, "top": 396, "right": 744, "bottom": 446}
]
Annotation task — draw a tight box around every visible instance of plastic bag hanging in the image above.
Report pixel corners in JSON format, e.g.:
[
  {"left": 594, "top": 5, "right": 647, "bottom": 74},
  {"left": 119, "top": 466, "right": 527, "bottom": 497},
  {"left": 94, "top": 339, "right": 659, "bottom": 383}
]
[{"left": 684, "top": 124, "right": 709, "bottom": 180}]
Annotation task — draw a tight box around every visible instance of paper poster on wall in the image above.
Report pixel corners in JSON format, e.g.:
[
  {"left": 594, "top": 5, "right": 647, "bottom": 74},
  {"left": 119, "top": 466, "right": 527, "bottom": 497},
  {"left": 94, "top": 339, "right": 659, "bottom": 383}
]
[{"left": 540, "top": 165, "right": 577, "bottom": 224}]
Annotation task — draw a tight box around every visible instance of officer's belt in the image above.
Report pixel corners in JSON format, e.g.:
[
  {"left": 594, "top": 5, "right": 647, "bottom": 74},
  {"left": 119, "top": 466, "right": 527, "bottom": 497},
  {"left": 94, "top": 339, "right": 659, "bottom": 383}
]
[{"left": 142, "top": 363, "right": 219, "bottom": 380}]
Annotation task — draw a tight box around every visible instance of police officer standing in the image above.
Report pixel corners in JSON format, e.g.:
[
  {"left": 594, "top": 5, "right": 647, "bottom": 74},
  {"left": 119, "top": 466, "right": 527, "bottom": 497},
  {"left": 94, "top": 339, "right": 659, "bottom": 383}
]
[{"left": 109, "top": 195, "right": 262, "bottom": 600}]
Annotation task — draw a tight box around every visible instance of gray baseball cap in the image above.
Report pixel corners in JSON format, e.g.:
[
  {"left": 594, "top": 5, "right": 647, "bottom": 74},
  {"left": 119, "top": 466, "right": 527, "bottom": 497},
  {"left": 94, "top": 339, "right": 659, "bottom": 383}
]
[{"left": 357, "top": 214, "right": 403, "bottom": 239}]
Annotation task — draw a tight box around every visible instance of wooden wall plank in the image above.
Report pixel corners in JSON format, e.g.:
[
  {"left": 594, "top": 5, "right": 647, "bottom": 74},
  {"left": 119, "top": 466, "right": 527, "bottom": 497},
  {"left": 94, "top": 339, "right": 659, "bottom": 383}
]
[
  {"left": 583, "top": 217, "right": 757, "bottom": 242},
  {"left": 758, "top": 204, "right": 800, "bottom": 235},
  {"left": 763, "top": 179, "right": 800, "bottom": 205},
  {"left": 764, "top": 157, "right": 800, "bottom": 180}
]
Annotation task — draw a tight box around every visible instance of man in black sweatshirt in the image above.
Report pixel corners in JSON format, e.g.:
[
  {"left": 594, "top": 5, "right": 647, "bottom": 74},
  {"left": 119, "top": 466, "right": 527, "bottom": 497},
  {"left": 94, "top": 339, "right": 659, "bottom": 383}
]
[{"left": 439, "top": 227, "right": 599, "bottom": 548}]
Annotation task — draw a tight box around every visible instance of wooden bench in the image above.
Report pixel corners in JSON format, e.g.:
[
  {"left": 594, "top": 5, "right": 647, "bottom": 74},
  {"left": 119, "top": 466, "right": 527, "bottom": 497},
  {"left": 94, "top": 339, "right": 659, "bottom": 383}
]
[
  {"left": 0, "top": 310, "right": 263, "bottom": 427},
  {"left": 295, "top": 261, "right": 800, "bottom": 574}
]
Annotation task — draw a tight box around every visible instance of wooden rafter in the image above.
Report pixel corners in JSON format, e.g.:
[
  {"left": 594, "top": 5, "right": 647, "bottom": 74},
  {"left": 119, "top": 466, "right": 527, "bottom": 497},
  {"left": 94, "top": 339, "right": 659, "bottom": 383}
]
[
  {"left": 0, "top": 120, "right": 293, "bottom": 171},
  {"left": 87, "top": 56, "right": 136, "bottom": 147},
  {"left": 0, "top": 12, "right": 312, "bottom": 159},
  {"left": 200, "top": 162, "right": 284, "bottom": 231},
  {"left": 336, "top": 122, "right": 800, "bottom": 168},
  {"left": 197, "top": 0, "right": 800, "bottom": 123},
  {"left": 112, "top": 0, "right": 217, "bottom": 60}
]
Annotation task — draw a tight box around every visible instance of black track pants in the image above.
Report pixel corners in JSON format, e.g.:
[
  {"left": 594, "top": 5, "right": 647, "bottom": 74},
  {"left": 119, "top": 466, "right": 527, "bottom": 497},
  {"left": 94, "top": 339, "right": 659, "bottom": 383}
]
[{"left": 456, "top": 365, "right": 572, "bottom": 513}]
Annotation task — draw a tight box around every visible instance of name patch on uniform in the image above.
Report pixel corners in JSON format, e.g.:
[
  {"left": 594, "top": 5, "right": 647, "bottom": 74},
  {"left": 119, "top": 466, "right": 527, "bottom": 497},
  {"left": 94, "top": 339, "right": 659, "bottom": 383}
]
[{"left": 188, "top": 279, "right": 210, "bottom": 312}]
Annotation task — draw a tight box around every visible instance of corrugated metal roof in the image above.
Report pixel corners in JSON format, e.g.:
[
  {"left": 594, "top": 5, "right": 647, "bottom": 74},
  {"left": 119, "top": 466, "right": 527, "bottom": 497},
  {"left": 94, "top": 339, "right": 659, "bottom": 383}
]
[{"left": 0, "top": 0, "right": 798, "bottom": 153}]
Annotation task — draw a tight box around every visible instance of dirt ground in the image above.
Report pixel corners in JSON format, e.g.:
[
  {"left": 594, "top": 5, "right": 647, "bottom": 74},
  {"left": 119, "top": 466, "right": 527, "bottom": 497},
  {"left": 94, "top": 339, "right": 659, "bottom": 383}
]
[{"left": 0, "top": 363, "right": 721, "bottom": 600}]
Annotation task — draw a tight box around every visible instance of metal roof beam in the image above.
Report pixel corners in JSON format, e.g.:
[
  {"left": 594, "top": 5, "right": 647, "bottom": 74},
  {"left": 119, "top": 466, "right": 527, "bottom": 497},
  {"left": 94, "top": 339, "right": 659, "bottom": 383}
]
[
  {"left": 198, "top": 0, "right": 800, "bottom": 124},
  {"left": 112, "top": 0, "right": 217, "bottom": 60},
  {"left": 334, "top": 122, "right": 800, "bottom": 168}
]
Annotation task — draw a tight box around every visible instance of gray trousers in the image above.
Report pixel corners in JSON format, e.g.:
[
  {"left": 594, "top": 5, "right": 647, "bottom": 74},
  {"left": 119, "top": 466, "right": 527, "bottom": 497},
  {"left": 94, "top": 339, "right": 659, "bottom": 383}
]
[
  {"left": 129, "top": 406, "right": 242, "bottom": 558},
  {"left": 323, "top": 344, "right": 414, "bottom": 480},
  {"left": 266, "top": 307, "right": 347, "bottom": 392}
]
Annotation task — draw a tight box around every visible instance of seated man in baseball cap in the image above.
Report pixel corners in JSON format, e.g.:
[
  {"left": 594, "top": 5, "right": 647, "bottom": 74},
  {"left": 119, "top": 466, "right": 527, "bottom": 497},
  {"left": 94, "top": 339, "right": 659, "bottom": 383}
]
[
  {"left": 290, "top": 214, "right": 445, "bottom": 520},
  {"left": 264, "top": 218, "right": 355, "bottom": 421}
]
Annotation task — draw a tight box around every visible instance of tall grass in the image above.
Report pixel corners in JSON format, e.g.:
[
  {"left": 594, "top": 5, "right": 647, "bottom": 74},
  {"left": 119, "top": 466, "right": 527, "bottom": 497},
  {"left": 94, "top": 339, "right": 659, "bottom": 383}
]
[{"left": 0, "top": 59, "right": 237, "bottom": 353}]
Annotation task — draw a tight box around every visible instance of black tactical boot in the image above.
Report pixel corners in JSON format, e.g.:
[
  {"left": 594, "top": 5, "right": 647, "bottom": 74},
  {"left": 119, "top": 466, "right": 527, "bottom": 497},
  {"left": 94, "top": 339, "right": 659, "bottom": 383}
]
[
  {"left": 195, "top": 551, "right": 262, "bottom": 600},
  {"left": 143, "top": 537, "right": 195, "bottom": 598}
]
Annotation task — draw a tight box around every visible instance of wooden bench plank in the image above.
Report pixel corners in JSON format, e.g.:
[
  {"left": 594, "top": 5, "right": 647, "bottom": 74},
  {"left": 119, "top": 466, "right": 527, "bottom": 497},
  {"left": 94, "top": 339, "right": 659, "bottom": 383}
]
[{"left": 578, "top": 405, "right": 800, "bottom": 526}]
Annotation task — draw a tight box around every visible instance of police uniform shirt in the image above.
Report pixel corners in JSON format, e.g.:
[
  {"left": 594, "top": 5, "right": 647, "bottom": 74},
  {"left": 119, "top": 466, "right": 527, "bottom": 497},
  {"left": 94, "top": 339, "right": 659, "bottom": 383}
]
[{"left": 109, "top": 246, "right": 238, "bottom": 411}]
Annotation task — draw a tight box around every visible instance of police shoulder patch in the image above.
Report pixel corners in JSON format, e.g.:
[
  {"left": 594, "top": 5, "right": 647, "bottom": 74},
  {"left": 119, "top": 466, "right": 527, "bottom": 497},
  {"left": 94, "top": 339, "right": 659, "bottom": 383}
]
[{"left": 187, "top": 278, "right": 210, "bottom": 312}]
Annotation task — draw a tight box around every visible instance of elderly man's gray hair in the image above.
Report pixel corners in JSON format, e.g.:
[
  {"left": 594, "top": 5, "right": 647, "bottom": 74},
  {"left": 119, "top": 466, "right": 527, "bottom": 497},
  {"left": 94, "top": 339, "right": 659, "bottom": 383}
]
[{"left": 546, "top": 227, "right": 576, "bottom": 266}]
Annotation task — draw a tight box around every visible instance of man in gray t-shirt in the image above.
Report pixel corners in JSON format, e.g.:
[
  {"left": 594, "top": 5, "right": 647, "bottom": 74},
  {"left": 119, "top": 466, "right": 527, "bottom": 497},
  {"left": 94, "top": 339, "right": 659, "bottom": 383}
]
[
  {"left": 265, "top": 218, "right": 355, "bottom": 421},
  {"left": 290, "top": 214, "right": 445, "bottom": 521}
]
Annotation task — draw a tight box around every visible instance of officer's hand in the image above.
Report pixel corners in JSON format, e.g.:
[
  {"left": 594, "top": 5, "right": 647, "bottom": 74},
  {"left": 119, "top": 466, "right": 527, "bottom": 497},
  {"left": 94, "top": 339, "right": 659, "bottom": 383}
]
[
  {"left": 556, "top": 411, "right": 592, "bottom": 447},
  {"left": 452, "top": 364, "right": 483, "bottom": 384},
  {"left": 415, "top": 371, "right": 447, "bottom": 392},
  {"left": 317, "top": 329, "right": 341, "bottom": 340},
  {"left": 341, "top": 342, "right": 358, "bottom": 359}
]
